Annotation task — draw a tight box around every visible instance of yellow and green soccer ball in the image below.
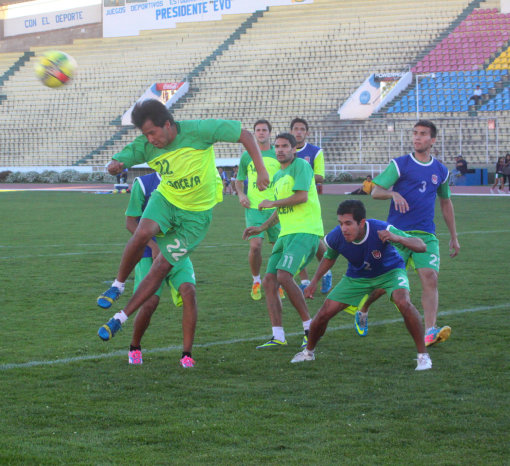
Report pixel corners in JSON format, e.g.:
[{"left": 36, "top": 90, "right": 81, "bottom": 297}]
[{"left": 35, "top": 50, "right": 77, "bottom": 88}]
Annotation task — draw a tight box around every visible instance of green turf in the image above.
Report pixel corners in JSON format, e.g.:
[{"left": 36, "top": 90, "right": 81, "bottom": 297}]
[{"left": 1, "top": 192, "right": 509, "bottom": 465}]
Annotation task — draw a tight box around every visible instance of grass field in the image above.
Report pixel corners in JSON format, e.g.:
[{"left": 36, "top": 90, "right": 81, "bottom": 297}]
[{"left": 1, "top": 191, "right": 509, "bottom": 465}]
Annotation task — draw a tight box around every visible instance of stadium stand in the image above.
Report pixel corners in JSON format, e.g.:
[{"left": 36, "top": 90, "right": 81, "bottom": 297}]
[{"left": 0, "top": 0, "right": 507, "bottom": 171}]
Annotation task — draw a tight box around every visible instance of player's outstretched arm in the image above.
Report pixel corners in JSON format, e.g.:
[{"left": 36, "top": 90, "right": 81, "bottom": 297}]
[
  {"left": 238, "top": 129, "right": 269, "bottom": 190},
  {"left": 305, "top": 257, "right": 336, "bottom": 299},
  {"left": 440, "top": 197, "right": 460, "bottom": 257},
  {"left": 378, "top": 229, "right": 426, "bottom": 252}
]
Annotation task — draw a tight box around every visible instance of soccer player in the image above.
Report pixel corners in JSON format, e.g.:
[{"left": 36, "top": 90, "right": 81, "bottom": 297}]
[
  {"left": 236, "top": 119, "right": 282, "bottom": 300},
  {"left": 290, "top": 117, "right": 332, "bottom": 294},
  {"left": 291, "top": 199, "right": 432, "bottom": 371},
  {"left": 355, "top": 120, "right": 459, "bottom": 347},
  {"left": 96, "top": 99, "right": 269, "bottom": 365},
  {"left": 243, "top": 133, "right": 323, "bottom": 350},
  {"left": 98, "top": 171, "right": 197, "bottom": 367}
]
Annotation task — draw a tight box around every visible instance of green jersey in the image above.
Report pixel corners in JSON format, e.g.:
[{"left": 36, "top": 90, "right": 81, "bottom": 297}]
[
  {"left": 113, "top": 119, "right": 241, "bottom": 212},
  {"left": 237, "top": 146, "right": 280, "bottom": 208},
  {"left": 273, "top": 157, "right": 324, "bottom": 237}
]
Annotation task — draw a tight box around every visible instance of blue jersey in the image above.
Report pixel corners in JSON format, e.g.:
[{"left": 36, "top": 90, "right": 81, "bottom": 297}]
[
  {"left": 385, "top": 154, "right": 449, "bottom": 234},
  {"left": 135, "top": 172, "right": 161, "bottom": 258},
  {"left": 324, "top": 219, "right": 406, "bottom": 279},
  {"left": 296, "top": 143, "right": 321, "bottom": 170}
]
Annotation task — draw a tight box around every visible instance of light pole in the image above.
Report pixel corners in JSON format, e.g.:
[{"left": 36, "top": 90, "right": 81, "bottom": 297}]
[{"left": 415, "top": 73, "right": 435, "bottom": 120}]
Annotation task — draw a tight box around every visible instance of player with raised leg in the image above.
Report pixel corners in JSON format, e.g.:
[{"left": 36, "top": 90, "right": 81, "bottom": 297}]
[
  {"left": 98, "top": 171, "right": 197, "bottom": 367},
  {"left": 96, "top": 99, "right": 269, "bottom": 367}
]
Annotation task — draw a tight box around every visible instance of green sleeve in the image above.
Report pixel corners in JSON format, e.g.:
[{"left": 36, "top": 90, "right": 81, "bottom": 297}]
[
  {"left": 292, "top": 159, "right": 314, "bottom": 191},
  {"left": 388, "top": 225, "right": 412, "bottom": 238},
  {"left": 124, "top": 179, "right": 145, "bottom": 217},
  {"left": 372, "top": 161, "right": 399, "bottom": 189},
  {"left": 437, "top": 178, "right": 451, "bottom": 198},
  {"left": 324, "top": 247, "right": 340, "bottom": 260},
  {"left": 314, "top": 150, "right": 325, "bottom": 178},
  {"left": 113, "top": 136, "right": 151, "bottom": 168},
  {"left": 236, "top": 152, "right": 250, "bottom": 181},
  {"left": 198, "top": 119, "right": 242, "bottom": 144}
]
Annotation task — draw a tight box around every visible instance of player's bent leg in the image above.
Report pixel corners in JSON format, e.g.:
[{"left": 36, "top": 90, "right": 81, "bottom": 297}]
[
  {"left": 291, "top": 299, "right": 346, "bottom": 364},
  {"left": 131, "top": 295, "right": 160, "bottom": 348},
  {"left": 277, "top": 269, "right": 310, "bottom": 323},
  {"left": 117, "top": 218, "right": 161, "bottom": 283},
  {"left": 392, "top": 289, "right": 426, "bottom": 354},
  {"left": 262, "top": 272, "right": 283, "bottom": 326},
  {"left": 129, "top": 295, "right": 159, "bottom": 365},
  {"left": 308, "top": 299, "right": 347, "bottom": 350},
  {"left": 123, "top": 254, "right": 172, "bottom": 317}
]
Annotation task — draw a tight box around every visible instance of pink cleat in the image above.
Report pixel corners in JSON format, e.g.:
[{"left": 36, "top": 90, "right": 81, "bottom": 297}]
[
  {"left": 180, "top": 355, "right": 195, "bottom": 368},
  {"left": 128, "top": 349, "right": 143, "bottom": 365}
]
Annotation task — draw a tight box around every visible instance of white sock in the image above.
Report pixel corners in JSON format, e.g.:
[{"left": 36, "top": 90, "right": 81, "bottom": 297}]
[
  {"left": 114, "top": 310, "right": 128, "bottom": 324},
  {"left": 272, "top": 326, "right": 285, "bottom": 342},
  {"left": 252, "top": 275, "right": 261, "bottom": 284},
  {"left": 112, "top": 279, "right": 125, "bottom": 292},
  {"left": 302, "top": 319, "right": 312, "bottom": 332},
  {"left": 300, "top": 279, "right": 310, "bottom": 286}
]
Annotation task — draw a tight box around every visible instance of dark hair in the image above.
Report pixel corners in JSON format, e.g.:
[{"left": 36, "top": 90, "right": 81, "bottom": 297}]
[
  {"left": 290, "top": 117, "right": 309, "bottom": 132},
  {"left": 131, "top": 99, "right": 175, "bottom": 129},
  {"left": 414, "top": 119, "right": 437, "bottom": 138},
  {"left": 275, "top": 132, "right": 297, "bottom": 148},
  {"left": 337, "top": 200, "right": 366, "bottom": 223},
  {"left": 254, "top": 119, "right": 272, "bottom": 133}
]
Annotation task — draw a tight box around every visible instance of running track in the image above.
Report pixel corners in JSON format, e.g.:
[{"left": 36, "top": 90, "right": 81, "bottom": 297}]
[{"left": 1, "top": 183, "right": 508, "bottom": 196}]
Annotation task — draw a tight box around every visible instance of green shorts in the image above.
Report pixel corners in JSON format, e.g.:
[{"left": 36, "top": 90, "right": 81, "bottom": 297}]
[
  {"left": 245, "top": 208, "right": 281, "bottom": 243},
  {"left": 266, "top": 233, "right": 320, "bottom": 276},
  {"left": 134, "top": 256, "right": 196, "bottom": 301},
  {"left": 142, "top": 190, "right": 213, "bottom": 266},
  {"left": 394, "top": 231, "right": 440, "bottom": 272},
  {"left": 328, "top": 268, "right": 410, "bottom": 307}
]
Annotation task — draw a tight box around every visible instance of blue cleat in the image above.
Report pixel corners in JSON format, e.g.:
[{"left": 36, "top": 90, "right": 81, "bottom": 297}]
[
  {"left": 354, "top": 311, "right": 368, "bottom": 337},
  {"left": 98, "top": 318, "right": 122, "bottom": 341},
  {"left": 301, "top": 330, "right": 309, "bottom": 349},
  {"left": 321, "top": 270, "right": 332, "bottom": 294},
  {"left": 97, "top": 286, "right": 122, "bottom": 309}
]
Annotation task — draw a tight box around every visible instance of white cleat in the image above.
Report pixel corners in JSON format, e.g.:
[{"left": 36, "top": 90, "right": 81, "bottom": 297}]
[
  {"left": 415, "top": 353, "right": 432, "bottom": 371},
  {"left": 291, "top": 349, "right": 315, "bottom": 363}
]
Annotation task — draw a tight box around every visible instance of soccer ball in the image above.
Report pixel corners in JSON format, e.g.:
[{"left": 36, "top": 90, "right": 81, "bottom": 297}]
[{"left": 35, "top": 50, "right": 77, "bottom": 88}]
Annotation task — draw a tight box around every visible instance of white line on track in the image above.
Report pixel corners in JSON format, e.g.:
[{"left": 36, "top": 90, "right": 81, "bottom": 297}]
[{"left": 1, "top": 303, "right": 507, "bottom": 371}]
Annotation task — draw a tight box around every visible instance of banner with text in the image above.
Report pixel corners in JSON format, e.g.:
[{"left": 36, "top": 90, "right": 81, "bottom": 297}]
[
  {"left": 4, "top": 4, "right": 101, "bottom": 37},
  {"left": 103, "top": 0, "right": 313, "bottom": 38}
]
